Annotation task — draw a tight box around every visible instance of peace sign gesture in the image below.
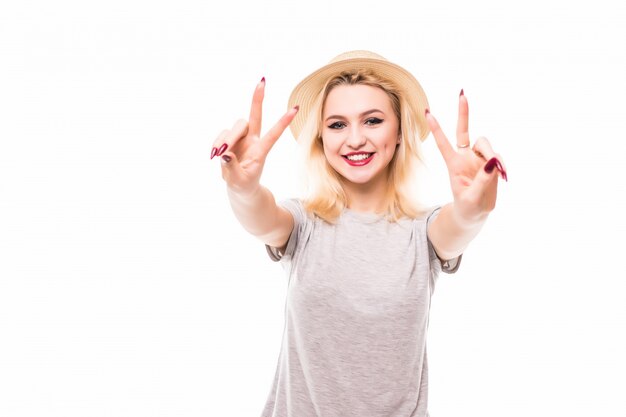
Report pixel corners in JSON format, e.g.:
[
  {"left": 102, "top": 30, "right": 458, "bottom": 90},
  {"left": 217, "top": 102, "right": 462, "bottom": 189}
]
[
  {"left": 211, "top": 77, "right": 299, "bottom": 197},
  {"left": 425, "top": 91, "right": 508, "bottom": 223}
]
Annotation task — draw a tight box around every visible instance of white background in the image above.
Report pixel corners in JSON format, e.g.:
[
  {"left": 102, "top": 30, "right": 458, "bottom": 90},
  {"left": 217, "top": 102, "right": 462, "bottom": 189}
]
[{"left": 1, "top": 0, "right": 625, "bottom": 416}]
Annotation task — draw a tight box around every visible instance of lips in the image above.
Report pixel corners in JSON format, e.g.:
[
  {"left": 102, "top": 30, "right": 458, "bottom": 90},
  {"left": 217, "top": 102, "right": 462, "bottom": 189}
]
[{"left": 342, "top": 152, "right": 375, "bottom": 166}]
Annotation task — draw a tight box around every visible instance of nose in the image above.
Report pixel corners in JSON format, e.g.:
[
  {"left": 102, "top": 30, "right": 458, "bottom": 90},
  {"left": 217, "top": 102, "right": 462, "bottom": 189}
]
[{"left": 345, "top": 125, "right": 367, "bottom": 149}]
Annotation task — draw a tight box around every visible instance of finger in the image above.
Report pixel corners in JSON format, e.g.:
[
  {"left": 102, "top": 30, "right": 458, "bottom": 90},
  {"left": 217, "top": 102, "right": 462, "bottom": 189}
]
[
  {"left": 471, "top": 136, "right": 492, "bottom": 161},
  {"left": 248, "top": 78, "right": 265, "bottom": 137},
  {"left": 212, "top": 120, "right": 249, "bottom": 160},
  {"left": 456, "top": 91, "right": 470, "bottom": 148},
  {"left": 467, "top": 157, "right": 500, "bottom": 199},
  {"left": 219, "top": 150, "right": 245, "bottom": 186},
  {"left": 473, "top": 137, "right": 507, "bottom": 180},
  {"left": 211, "top": 129, "right": 229, "bottom": 159},
  {"left": 260, "top": 105, "right": 300, "bottom": 154},
  {"left": 425, "top": 110, "right": 455, "bottom": 164},
  {"left": 228, "top": 118, "right": 249, "bottom": 149}
]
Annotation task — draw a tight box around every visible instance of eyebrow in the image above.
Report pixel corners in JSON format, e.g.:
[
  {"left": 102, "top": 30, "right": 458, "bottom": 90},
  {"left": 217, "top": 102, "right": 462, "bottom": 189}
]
[{"left": 324, "top": 109, "right": 385, "bottom": 122}]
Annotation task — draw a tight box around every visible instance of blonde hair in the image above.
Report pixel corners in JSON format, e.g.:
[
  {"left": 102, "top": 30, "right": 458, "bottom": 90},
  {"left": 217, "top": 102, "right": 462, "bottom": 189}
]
[{"left": 295, "top": 69, "right": 429, "bottom": 224}]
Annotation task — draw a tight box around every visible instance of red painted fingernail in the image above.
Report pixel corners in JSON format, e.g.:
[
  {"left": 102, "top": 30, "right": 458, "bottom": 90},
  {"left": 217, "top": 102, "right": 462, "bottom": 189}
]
[
  {"left": 293, "top": 105, "right": 300, "bottom": 112},
  {"left": 210, "top": 147, "right": 217, "bottom": 159},
  {"left": 216, "top": 143, "right": 228, "bottom": 156},
  {"left": 425, "top": 108, "right": 430, "bottom": 116},
  {"left": 460, "top": 88, "right": 464, "bottom": 97},
  {"left": 494, "top": 159, "right": 508, "bottom": 181},
  {"left": 261, "top": 76, "right": 265, "bottom": 84},
  {"left": 221, "top": 155, "right": 231, "bottom": 163},
  {"left": 484, "top": 157, "right": 498, "bottom": 174}
]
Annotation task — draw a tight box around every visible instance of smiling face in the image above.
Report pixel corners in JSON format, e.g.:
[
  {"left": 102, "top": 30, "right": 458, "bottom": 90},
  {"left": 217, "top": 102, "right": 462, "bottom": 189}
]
[{"left": 321, "top": 84, "right": 400, "bottom": 192}]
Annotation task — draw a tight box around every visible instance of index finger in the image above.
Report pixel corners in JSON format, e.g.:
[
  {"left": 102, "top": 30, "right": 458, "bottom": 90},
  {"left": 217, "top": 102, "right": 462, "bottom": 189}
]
[
  {"left": 260, "top": 105, "right": 299, "bottom": 155},
  {"left": 248, "top": 77, "right": 265, "bottom": 137},
  {"left": 425, "top": 110, "right": 455, "bottom": 163},
  {"left": 456, "top": 91, "right": 470, "bottom": 147}
]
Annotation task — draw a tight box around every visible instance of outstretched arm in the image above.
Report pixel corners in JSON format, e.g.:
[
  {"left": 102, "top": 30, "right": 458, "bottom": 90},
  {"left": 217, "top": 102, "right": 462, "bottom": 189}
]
[
  {"left": 212, "top": 77, "right": 299, "bottom": 249},
  {"left": 427, "top": 202, "right": 488, "bottom": 261},
  {"left": 227, "top": 185, "right": 294, "bottom": 249},
  {"left": 425, "top": 90, "right": 507, "bottom": 261}
]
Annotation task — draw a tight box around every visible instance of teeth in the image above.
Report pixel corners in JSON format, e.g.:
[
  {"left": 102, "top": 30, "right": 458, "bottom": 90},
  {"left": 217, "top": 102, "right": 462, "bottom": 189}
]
[{"left": 346, "top": 153, "right": 372, "bottom": 161}]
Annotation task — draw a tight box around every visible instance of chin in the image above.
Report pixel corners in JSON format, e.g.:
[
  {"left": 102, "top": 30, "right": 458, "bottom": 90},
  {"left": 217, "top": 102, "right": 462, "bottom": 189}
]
[
  {"left": 336, "top": 170, "right": 379, "bottom": 186},
  {"left": 342, "top": 174, "right": 373, "bottom": 184}
]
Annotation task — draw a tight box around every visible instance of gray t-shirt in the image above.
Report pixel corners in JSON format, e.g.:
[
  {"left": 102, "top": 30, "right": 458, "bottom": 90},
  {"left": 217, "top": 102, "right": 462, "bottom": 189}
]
[{"left": 262, "top": 198, "right": 462, "bottom": 417}]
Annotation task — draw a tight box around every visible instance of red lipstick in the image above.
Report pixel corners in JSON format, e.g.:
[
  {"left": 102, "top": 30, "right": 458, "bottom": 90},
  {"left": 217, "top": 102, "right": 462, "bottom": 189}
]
[{"left": 342, "top": 152, "right": 375, "bottom": 166}]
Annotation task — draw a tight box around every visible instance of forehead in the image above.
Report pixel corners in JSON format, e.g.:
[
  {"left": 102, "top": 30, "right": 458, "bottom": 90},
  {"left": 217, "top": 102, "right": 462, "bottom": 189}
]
[{"left": 323, "top": 84, "right": 392, "bottom": 116}]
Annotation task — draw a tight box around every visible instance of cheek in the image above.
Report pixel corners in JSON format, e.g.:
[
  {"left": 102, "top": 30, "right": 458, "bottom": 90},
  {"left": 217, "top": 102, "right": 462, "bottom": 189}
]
[
  {"left": 321, "top": 138, "right": 339, "bottom": 156},
  {"left": 320, "top": 141, "right": 335, "bottom": 165},
  {"left": 376, "top": 131, "right": 398, "bottom": 150},
  {"left": 320, "top": 139, "right": 328, "bottom": 155}
]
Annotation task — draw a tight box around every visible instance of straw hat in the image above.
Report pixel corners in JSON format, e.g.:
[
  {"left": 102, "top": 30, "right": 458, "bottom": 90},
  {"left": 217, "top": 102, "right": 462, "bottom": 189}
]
[{"left": 287, "top": 50, "right": 430, "bottom": 142}]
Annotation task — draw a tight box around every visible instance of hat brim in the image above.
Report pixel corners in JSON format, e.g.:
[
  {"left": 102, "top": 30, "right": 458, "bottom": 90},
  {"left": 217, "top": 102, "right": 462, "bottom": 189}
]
[{"left": 287, "top": 56, "right": 430, "bottom": 142}]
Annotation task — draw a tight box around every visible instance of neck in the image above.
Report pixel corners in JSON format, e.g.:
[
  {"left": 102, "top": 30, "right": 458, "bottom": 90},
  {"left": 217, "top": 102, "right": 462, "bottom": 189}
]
[{"left": 341, "top": 171, "right": 390, "bottom": 214}]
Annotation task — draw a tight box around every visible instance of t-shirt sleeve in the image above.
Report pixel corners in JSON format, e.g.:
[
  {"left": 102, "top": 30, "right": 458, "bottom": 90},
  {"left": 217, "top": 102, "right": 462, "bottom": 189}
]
[
  {"left": 426, "top": 206, "right": 463, "bottom": 274},
  {"left": 265, "top": 198, "right": 306, "bottom": 263}
]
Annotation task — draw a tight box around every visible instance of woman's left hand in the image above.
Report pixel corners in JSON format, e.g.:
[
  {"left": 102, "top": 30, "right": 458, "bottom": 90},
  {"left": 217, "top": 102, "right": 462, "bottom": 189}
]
[{"left": 425, "top": 90, "right": 507, "bottom": 225}]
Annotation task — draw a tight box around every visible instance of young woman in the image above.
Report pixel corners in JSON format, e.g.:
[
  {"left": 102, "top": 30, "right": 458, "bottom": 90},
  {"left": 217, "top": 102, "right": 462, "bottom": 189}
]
[{"left": 211, "top": 50, "right": 507, "bottom": 417}]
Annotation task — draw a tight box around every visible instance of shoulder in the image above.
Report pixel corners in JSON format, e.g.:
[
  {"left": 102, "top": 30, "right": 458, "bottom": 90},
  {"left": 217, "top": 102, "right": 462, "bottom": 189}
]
[{"left": 401, "top": 206, "right": 440, "bottom": 226}]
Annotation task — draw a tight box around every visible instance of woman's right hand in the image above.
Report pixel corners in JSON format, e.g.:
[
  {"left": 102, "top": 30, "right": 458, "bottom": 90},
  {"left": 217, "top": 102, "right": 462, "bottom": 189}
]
[{"left": 211, "top": 77, "right": 299, "bottom": 197}]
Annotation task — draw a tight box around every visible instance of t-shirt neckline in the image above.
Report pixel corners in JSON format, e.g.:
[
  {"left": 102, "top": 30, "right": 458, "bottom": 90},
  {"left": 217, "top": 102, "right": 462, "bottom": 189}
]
[{"left": 341, "top": 207, "right": 386, "bottom": 223}]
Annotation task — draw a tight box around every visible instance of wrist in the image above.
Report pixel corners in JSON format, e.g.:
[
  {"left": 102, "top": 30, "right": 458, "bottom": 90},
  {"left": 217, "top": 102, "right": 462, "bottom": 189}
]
[
  {"left": 450, "top": 203, "right": 488, "bottom": 230},
  {"left": 227, "top": 183, "right": 262, "bottom": 201}
]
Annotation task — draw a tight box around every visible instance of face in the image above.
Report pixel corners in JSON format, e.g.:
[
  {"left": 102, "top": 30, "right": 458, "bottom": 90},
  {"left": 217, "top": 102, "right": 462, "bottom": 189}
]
[{"left": 321, "top": 84, "right": 400, "bottom": 188}]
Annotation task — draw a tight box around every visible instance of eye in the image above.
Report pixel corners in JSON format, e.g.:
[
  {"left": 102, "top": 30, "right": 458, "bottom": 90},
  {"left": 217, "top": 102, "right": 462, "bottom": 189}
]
[
  {"left": 328, "top": 118, "right": 383, "bottom": 129},
  {"left": 365, "top": 117, "right": 383, "bottom": 125},
  {"left": 328, "top": 121, "right": 346, "bottom": 129}
]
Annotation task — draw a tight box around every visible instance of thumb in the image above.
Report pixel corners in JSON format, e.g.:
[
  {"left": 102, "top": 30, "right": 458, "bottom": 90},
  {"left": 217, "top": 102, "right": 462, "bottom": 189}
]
[
  {"left": 220, "top": 150, "right": 245, "bottom": 185},
  {"left": 469, "top": 157, "right": 499, "bottom": 193}
]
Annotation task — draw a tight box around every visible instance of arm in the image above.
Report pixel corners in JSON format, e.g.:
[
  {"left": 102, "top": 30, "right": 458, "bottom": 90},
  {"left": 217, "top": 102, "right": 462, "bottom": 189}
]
[
  {"left": 227, "top": 185, "right": 294, "bottom": 251},
  {"left": 211, "top": 77, "right": 298, "bottom": 252},
  {"left": 424, "top": 92, "right": 507, "bottom": 262},
  {"left": 427, "top": 202, "right": 487, "bottom": 261}
]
